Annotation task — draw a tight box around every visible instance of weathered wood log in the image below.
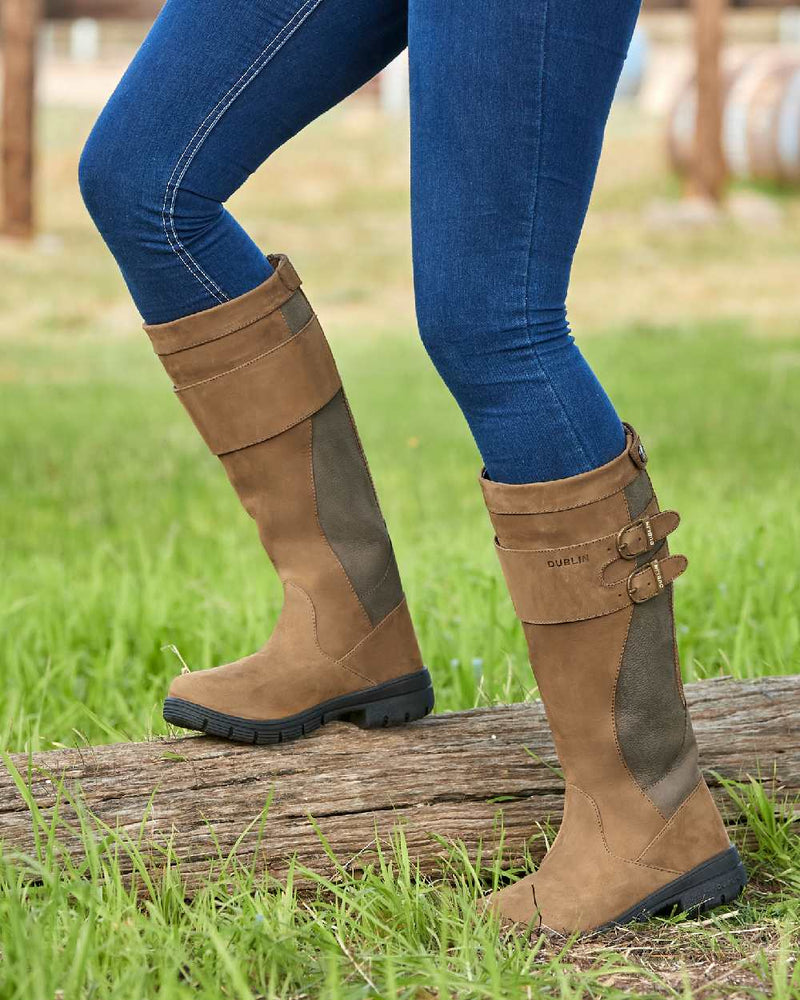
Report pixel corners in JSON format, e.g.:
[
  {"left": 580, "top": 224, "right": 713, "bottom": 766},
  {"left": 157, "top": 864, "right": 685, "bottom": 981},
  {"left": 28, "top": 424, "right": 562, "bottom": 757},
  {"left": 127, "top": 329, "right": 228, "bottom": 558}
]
[{"left": 1, "top": 676, "right": 798, "bottom": 889}]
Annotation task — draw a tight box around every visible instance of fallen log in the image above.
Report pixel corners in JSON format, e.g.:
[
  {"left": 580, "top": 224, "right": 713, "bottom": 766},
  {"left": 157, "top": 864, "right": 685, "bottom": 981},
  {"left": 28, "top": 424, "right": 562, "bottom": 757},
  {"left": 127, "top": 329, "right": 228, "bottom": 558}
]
[{"left": 1, "top": 676, "right": 798, "bottom": 889}]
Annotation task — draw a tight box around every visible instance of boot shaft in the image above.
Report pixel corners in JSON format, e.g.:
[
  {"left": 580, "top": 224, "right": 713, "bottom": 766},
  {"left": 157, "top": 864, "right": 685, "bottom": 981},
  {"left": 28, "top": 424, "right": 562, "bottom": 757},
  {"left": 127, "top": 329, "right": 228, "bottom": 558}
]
[
  {"left": 481, "top": 428, "right": 701, "bottom": 850},
  {"left": 482, "top": 430, "right": 742, "bottom": 933},
  {"left": 145, "top": 255, "right": 407, "bottom": 661}
]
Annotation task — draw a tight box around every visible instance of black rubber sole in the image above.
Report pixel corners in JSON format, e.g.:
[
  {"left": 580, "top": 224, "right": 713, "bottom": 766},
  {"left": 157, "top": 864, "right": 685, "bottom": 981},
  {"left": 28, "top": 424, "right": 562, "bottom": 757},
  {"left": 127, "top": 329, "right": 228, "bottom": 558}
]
[
  {"left": 598, "top": 846, "right": 748, "bottom": 931},
  {"left": 163, "top": 667, "right": 435, "bottom": 744}
]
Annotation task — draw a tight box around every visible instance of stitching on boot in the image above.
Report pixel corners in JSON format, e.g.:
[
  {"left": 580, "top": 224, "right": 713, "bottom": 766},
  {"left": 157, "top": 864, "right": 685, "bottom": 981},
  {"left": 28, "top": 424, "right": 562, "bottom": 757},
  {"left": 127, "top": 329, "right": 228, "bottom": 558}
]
[
  {"left": 643, "top": 714, "right": 695, "bottom": 799},
  {"left": 148, "top": 290, "right": 295, "bottom": 354},
  {"left": 359, "top": 549, "right": 399, "bottom": 603},
  {"left": 216, "top": 384, "right": 341, "bottom": 456},
  {"left": 342, "top": 393, "right": 383, "bottom": 507},
  {"left": 634, "top": 778, "right": 706, "bottom": 863},
  {"left": 486, "top": 479, "right": 635, "bottom": 516},
  {"left": 531, "top": 880, "right": 543, "bottom": 936},
  {"left": 669, "top": 586, "right": 688, "bottom": 708},
  {"left": 569, "top": 784, "right": 682, "bottom": 875},
  {"left": 336, "top": 599, "right": 412, "bottom": 670},
  {"left": 178, "top": 315, "right": 316, "bottom": 390},
  {"left": 522, "top": 601, "right": 630, "bottom": 625},
  {"left": 501, "top": 531, "right": 638, "bottom": 588},
  {"left": 283, "top": 581, "right": 374, "bottom": 686}
]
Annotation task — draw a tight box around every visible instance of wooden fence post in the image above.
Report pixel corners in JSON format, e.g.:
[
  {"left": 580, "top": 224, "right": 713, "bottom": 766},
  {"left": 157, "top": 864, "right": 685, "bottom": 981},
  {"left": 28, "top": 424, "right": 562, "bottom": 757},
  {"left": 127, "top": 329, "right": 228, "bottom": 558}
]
[
  {"left": 1, "top": 0, "right": 42, "bottom": 239},
  {"left": 691, "top": 0, "right": 727, "bottom": 202}
]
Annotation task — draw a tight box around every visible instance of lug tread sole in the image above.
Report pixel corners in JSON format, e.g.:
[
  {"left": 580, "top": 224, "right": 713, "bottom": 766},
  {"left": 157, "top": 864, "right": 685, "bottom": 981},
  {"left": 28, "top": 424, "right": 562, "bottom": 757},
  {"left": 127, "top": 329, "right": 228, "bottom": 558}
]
[{"left": 163, "top": 667, "right": 434, "bottom": 744}]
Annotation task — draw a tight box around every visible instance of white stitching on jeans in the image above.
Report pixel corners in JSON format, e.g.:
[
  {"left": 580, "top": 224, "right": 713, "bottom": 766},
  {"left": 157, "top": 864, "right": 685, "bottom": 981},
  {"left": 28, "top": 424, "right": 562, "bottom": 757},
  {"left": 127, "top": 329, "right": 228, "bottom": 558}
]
[
  {"left": 161, "top": 0, "right": 327, "bottom": 301},
  {"left": 162, "top": 0, "right": 325, "bottom": 299}
]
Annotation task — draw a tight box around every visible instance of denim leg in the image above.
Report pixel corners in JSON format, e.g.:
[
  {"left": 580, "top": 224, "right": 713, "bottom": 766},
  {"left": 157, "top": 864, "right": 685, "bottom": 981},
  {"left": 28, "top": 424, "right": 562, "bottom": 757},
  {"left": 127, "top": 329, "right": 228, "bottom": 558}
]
[
  {"left": 409, "top": 0, "right": 640, "bottom": 484},
  {"left": 80, "top": 0, "right": 407, "bottom": 324}
]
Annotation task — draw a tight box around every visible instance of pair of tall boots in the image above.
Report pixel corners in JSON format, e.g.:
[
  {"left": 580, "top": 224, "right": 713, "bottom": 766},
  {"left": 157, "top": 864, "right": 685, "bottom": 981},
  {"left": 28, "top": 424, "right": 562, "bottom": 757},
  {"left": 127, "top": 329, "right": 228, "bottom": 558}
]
[{"left": 145, "top": 255, "right": 746, "bottom": 934}]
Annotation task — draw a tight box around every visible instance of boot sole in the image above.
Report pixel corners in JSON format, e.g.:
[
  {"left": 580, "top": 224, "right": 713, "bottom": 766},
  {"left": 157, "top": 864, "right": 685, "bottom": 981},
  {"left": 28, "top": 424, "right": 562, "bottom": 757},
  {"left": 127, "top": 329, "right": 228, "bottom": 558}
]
[
  {"left": 598, "top": 846, "right": 748, "bottom": 931},
  {"left": 162, "top": 667, "right": 435, "bottom": 744}
]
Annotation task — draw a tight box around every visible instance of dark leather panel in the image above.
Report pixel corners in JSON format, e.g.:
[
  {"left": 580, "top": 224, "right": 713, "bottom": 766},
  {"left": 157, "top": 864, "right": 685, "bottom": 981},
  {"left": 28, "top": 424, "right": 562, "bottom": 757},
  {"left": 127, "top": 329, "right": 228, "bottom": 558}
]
[
  {"left": 646, "top": 714, "right": 701, "bottom": 817},
  {"left": 280, "top": 289, "right": 314, "bottom": 336},
  {"left": 616, "top": 467, "right": 701, "bottom": 816},
  {"left": 615, "top": 592, "right": 691, "bottom": 806},
  {"left": 624, "top": 469, "right": 654, "bottom": 521},
  {"left": 312, "top": 390, "right": 404, "bottom": 626}
]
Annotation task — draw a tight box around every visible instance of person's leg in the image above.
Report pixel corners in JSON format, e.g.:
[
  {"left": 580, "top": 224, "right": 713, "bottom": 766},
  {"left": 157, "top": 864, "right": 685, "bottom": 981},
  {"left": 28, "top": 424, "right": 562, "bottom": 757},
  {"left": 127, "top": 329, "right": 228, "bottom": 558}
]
[
  {"left": 80, "top": 0, "right": 434, "bottom": 744},
  {"left": 409, "top": 1, "right": 745, "bottom": 934},
  {"left": 80, "top": 0, "right": 408, "bottom": 324},
  {"left": 408, "top": 0, "right": 636, "bottom": 485}
]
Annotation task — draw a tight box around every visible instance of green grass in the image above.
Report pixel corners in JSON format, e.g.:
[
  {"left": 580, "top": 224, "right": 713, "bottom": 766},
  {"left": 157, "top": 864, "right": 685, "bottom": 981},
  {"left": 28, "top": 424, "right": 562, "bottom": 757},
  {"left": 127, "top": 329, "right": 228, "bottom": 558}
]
[
  {"left": 0, "top": 767, "right": 798, "bottom": 999},
  {"left": 1, "top": 99, "right": 799, "bottom": 998},
  {"left": 2, "top": 323, "right": 800, "bottom": 998}
]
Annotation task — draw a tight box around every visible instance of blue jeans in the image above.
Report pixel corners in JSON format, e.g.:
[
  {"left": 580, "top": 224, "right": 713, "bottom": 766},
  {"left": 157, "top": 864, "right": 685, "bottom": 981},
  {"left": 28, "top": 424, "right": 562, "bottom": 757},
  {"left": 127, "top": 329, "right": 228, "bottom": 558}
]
[{"left": 80, "top": 0, "right": 640, "bottom": 484}]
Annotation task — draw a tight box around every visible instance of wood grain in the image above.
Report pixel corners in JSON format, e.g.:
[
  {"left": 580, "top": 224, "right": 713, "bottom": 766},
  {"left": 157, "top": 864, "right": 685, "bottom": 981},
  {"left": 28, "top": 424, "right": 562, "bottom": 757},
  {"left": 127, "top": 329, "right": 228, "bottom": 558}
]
[{"left": 1, "top": 676, "right": 797, "bottom": 889}]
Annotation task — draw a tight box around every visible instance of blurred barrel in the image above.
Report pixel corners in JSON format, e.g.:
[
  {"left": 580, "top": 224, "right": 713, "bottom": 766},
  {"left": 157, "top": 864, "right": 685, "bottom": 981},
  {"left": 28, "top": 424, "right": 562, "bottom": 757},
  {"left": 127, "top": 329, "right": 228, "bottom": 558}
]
[{"left": 669, "top": 50, "right": 800, "bottom": 184}]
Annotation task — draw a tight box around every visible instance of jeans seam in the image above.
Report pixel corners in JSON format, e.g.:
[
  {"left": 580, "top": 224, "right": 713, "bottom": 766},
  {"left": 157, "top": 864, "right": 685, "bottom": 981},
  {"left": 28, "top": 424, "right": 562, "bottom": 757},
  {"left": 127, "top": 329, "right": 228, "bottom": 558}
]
[
  {"left": 161, "top": 0, "right": 327, "bottom": 304},
  {"left": 522, "top": 0, "right": 593, "bottom": 474}
]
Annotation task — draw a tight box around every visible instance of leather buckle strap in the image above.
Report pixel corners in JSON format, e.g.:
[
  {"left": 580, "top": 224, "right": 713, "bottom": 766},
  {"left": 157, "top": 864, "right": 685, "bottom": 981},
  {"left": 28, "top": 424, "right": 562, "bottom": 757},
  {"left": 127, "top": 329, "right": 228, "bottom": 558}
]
[
  {"left": 626, "top": 554, "right": 688, "bottom": 604},
  {"left": 494, "top": 533, "right": 689, "bottom": 624},
  {"left": 616, "top": 510, "right": 680, "bottom": 560},
  {"left": 494, "top": 534, "right": 631, "bottom": 625}
]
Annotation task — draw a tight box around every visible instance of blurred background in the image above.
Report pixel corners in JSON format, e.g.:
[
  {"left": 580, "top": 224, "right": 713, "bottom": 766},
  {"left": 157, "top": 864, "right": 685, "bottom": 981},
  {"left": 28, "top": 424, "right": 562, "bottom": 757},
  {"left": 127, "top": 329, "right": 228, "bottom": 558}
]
[{"left": 1, "top": 1, "right": 799, "bottom": 752}]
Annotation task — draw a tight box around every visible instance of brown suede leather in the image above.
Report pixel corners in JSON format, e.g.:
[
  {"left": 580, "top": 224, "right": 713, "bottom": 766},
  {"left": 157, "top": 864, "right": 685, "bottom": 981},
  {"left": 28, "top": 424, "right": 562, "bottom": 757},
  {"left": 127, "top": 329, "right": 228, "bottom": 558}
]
[
  {"left": 482, "top": 427, "right": 731, "bottom": 933},
  {"left": 144, "top": 255, "right": 423, "bottom": 723}
]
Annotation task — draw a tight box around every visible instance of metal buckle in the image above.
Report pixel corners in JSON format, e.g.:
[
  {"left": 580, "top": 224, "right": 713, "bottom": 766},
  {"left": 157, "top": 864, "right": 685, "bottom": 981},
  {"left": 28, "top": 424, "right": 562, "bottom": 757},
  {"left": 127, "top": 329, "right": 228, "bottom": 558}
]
[
  {"left": 616, "top": 516, "right": 655, "bottom": 560},
  {"left": 627, "top": 558, "right": 664, "bottom": 604}
]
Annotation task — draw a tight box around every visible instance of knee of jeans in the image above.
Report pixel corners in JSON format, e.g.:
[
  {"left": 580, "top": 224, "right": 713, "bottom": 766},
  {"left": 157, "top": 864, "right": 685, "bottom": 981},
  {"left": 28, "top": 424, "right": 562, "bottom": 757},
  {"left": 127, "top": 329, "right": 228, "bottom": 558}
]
[
  {"left": 415, "top": 295, "right": 463, "bottom": 385},
  {"left": 79, "top": 119, "right": 161, "bottom": 252},
  {"left": 417, "top": 278, "right": 574, "bottom": 379},
  {"left": 415, "top": 280, "right": 523, "bottom": 390},
  {"left": 82, "top": 135, "right": 223, "bottom": 255},
  {"left": 167, "top": 186, "right": 226, "bottom": 249},
  {"left": 79, "top": 124, "right": 124, "bottom": 232}
]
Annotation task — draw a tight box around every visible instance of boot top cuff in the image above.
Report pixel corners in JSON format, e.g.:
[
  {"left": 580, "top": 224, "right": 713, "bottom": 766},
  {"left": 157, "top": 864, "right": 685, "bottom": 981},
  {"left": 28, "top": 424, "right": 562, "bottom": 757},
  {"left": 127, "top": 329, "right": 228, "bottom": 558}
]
[
  {"left": 143, "top": 253, "right": 301, "bottom": 356},
  {"left": 479, "top": 423, "right": 646, "bottom": 515}
]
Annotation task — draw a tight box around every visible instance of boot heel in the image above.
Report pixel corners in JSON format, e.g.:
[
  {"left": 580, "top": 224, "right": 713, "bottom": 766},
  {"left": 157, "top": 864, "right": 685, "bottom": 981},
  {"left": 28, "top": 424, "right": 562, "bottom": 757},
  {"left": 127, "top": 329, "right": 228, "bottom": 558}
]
[
  {"left": 606, "top": 846, "right": 748, "bottom": 929},
  {"left": 335, "top": 672, "right": 435, "bottom": 729},
  {"left": 672, "top": 847, "right": 749, "bottom": 916}
]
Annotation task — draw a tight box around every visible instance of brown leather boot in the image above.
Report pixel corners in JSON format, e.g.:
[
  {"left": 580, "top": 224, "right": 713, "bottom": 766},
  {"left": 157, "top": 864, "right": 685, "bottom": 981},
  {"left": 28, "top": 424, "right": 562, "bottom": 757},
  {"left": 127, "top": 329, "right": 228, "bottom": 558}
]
[
  {"left": 481, "top": 425, "right": 746, "bottom": 933},
  {"left": 144, "top": 255, "right": 433, "bottom": 743}
]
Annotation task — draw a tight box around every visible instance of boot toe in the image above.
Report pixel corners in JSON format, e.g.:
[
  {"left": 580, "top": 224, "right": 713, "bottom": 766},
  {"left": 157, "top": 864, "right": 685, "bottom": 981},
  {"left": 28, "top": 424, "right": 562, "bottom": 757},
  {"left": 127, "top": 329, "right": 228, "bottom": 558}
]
[
  {"left": 167, "top": 669, "right": 205, "bottom": 703},
  {"left": 165, "top": 662, "right": 250, "bottom": 715},
  {"left": 489, "top": 875, "right": 542, "bottom": 930}
]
